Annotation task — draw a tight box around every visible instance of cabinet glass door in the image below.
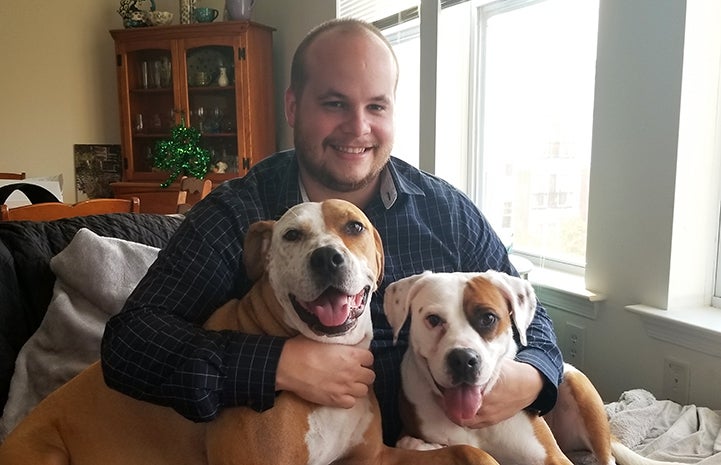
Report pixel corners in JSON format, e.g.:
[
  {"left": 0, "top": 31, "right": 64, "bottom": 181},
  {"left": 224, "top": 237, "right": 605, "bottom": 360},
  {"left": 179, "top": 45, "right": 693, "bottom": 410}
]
[
  {"left": 186, "top": 45, "right": 239, "bottom": 175},
  {"left": 126, "top": 48, "right": 175, "bottom": 174}
]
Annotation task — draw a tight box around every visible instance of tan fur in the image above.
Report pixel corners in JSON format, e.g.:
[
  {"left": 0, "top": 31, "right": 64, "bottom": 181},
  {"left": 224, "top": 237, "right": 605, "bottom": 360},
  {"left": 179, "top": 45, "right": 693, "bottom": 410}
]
[{"left": 0, "top": 201, "right": 498, "bottom": 465}]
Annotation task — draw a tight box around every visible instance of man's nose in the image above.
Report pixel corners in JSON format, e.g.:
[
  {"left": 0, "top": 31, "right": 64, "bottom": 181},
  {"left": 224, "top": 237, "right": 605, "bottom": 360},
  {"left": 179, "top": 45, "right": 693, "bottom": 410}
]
[{"left": 341, "top": 108, "right": 371, "bottom": 136}]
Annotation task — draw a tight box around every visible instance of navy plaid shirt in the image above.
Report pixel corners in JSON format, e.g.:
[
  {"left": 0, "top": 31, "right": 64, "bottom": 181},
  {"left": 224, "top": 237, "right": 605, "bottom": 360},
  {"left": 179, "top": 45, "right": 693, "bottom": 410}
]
[{"left": 101, "top": 150, "right": 563, "bottom": 445}]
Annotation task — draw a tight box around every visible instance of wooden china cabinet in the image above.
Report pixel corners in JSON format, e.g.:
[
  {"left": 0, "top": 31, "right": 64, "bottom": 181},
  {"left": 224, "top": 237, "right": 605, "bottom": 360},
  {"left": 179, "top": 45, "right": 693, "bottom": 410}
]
[{"left": 109, "top": 21, "right": 276, "bottom": 206}]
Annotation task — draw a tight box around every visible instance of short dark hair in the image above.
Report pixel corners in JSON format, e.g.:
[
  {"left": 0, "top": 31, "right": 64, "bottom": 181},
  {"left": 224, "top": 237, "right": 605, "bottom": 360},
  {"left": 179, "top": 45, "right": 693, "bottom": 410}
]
[{"left": 289, "top": 18, "right": 399, "bottom": 96}]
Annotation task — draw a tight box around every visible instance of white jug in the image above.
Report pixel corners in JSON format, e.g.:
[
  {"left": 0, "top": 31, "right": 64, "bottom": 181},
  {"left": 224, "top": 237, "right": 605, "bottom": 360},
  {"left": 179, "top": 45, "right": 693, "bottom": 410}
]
[{"left": 226, "top": 0, "right": 255, "bottom": 20}]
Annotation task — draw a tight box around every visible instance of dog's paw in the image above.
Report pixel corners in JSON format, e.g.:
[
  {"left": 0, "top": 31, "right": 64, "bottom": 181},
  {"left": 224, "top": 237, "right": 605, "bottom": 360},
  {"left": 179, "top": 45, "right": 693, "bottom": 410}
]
[{"left": 396, "top": 435, "right": 445, "bottom": 450}]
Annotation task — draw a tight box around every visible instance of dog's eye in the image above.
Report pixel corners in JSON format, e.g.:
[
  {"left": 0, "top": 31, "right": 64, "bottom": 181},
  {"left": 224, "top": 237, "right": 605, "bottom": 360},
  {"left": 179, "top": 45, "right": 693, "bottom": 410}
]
[
  {"left": 473, "top": 310, "right": 497, "bottom": 329},
  {"left": 345, "top": 220, "right": 365, "bottom": 235},
  {"left": 425, "top": 314, "right": 444, "bottom": 328},
  {"left": 283, "top": 229, "right": 303, "bottom": 242}
]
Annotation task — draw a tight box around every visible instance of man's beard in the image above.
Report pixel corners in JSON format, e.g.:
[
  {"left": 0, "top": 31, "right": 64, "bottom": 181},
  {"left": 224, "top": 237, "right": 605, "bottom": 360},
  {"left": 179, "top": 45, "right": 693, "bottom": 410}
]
[{"left": 295, "top": 137, "right": 391, "bottom": 193}]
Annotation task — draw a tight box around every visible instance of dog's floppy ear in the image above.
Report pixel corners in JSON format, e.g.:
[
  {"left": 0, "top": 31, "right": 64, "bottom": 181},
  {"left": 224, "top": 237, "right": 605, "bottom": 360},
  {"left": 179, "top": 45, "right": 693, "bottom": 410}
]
[
  {"left": 483, "top": 270, "right": 537, "bottom": 346},
  {"left": 383, "top": 271, "right": 432, "bottom": 344},
  {"left": 243, "top": 220, "right": 274, "bottom": 282}
]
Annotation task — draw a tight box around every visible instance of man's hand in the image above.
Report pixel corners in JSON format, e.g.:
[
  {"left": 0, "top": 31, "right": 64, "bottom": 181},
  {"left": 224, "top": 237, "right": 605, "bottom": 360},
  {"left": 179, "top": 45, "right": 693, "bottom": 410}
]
[
  {"left": 276, "top": 335, "right": 375, "bottom": 408},
  {"left": 459, "top": 359, "right": 543, "bottom": 428}
]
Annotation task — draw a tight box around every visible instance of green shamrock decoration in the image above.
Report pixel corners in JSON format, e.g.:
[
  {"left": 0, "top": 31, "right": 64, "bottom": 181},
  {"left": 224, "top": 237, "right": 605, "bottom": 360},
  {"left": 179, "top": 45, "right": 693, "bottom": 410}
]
[{"left": 153, "top": 118, "right": 210, "bottom": 188}]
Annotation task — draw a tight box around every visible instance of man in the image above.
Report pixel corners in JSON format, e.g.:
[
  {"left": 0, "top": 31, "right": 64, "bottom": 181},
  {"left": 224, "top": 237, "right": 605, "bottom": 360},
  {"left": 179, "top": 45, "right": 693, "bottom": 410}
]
[{"left": 101, "top": 18, "right": 563, "bottom": 445}]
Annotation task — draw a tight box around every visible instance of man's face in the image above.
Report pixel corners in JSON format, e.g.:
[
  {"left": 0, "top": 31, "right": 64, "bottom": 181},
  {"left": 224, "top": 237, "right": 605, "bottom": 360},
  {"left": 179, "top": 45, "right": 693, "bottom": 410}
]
[{"left": 285, "top": 29, "right": 396, "bottom": 194}]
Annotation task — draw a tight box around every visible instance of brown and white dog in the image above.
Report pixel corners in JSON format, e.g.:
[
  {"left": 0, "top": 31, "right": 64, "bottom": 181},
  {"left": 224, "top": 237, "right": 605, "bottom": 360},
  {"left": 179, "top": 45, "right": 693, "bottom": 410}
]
[
  {"left": 0, "top": 200, "right": 498, "bottom": 465},
  {"left": 384, "top": 270, "right": 685, "bottom": 465}
]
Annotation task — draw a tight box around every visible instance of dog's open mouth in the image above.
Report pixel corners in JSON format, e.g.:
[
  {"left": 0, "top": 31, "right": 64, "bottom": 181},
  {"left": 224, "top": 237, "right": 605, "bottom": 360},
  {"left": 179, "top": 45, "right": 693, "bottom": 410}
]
[
  {"left": 438, "top": 383, "right": 483, "bottom": 424},
  {"left": 428, "top": 363, "right": 484, "bottom": 425},
  {"left": 290, "top": 285, "right": 370, "bottom": 336}
]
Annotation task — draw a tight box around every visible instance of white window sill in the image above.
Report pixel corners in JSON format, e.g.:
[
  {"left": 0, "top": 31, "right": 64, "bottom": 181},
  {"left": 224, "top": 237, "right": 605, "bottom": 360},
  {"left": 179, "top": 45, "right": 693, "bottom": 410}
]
[
  {"left": 626, "top": 304, "right": 721, "bottom": 357},
  {"left": 526, "top": 267, "right": 605, "bottom": 320}
]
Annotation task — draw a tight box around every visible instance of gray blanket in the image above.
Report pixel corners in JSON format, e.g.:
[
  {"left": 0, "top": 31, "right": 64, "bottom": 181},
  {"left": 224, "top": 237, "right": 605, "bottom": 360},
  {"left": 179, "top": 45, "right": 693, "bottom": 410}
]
[
  {"left": 608, "top": 389, "right": 721, "bottom": 464},
  {"left": 0, "top": 229, "right": 159, "bottom": 440}
]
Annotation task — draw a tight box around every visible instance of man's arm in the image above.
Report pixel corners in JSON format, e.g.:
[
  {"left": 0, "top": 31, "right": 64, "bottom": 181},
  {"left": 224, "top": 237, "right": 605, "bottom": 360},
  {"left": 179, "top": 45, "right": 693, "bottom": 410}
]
[
  {"left": 101, "top": 188, "right": 377, "bottom": 420},
  {"left": 101, "top": 198, "right": 286, "bottom": 420}
]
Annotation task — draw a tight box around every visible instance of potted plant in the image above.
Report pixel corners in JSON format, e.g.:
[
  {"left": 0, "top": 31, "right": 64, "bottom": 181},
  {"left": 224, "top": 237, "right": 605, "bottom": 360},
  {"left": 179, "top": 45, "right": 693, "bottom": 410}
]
[{"left": 153, "top": 118, "right": 211, "bottom": 188}]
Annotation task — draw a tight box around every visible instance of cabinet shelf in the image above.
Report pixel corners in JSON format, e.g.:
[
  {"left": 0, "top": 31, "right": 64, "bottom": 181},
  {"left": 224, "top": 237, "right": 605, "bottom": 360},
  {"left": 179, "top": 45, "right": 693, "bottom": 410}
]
[{"left": 188, "top": 86, "right": 236, "bottom": 92}]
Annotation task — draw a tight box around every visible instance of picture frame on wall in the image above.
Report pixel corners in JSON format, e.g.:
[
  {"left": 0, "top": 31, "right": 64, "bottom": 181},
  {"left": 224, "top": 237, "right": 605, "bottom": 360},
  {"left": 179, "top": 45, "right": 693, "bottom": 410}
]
[{"left": 74, "top": 144, "right": 122, "bottom": 200}]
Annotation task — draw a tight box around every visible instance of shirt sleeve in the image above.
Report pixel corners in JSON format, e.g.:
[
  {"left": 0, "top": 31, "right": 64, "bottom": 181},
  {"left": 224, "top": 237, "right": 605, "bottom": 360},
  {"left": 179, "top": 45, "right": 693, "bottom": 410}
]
[{"left": 101, "top": 183, "right": 285, "bottom": 422}]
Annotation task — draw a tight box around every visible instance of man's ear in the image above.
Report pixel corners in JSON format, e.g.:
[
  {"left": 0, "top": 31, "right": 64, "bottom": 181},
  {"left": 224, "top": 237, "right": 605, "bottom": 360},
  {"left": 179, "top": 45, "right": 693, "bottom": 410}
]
[
  {"left": 243, "top": 220, "right": 275, "bottom": 282},
  {"left": 284, "top": 87, "right": 297, "bottom": 128}
]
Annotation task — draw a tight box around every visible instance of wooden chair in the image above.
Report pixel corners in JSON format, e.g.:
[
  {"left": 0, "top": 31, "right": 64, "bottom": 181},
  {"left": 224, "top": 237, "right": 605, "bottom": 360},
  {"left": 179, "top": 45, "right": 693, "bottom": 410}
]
[
  {"left": 1, "top": 197, "right": 140, "bottom": 221},
  {"left": 177, "top": 176, "right": 212, "bottom": 214},
  {"left": 0, "top": 172, "right": 26, "bottom": 180},
  {"left": 121, "top": 190, "right": 187, "bottom": 215}
]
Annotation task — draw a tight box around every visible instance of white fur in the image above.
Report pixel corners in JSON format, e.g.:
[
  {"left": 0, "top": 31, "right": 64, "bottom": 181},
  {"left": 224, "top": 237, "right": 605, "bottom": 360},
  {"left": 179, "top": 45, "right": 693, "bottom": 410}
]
[
  {"left": 266, "top": 202, "right": 375, "bottom": 347},
  {"left": 385, "top": 272, "right": 534, "bottom": 396},
  {"left": 305, "top": 397, "right": 373, "bottom": 465},
  {"left": 387, "top": 271, "right": 686, "bottom": 465}
]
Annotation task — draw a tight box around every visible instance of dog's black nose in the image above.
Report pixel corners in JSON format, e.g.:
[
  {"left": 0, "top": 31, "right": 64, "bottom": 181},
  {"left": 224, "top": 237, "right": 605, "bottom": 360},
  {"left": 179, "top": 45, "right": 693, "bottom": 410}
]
[
  {"left": 446, "top": 348, "right": 481, "bottom": 384},
  {"left": 310, "top": 246, "right": 346, "bottom": 278}
]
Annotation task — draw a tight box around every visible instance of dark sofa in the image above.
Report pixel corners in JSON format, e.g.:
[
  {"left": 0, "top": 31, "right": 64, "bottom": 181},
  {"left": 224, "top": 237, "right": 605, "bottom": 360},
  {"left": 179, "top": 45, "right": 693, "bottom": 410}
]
[{"left": 0, "top": 213, "right": 183, "bottom": 414}]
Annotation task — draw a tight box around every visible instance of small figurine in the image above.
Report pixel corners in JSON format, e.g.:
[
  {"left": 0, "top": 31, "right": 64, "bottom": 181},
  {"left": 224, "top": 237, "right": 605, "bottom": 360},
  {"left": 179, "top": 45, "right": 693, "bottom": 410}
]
[{"left": 213, "top": 161, "right": 228, "bottom": 174}]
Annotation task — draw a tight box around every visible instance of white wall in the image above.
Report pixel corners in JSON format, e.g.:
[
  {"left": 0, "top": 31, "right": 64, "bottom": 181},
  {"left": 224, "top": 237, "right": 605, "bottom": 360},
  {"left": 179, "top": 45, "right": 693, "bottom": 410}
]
[{"left": 576, "top": 0, "right": 721, "bottom": 408}]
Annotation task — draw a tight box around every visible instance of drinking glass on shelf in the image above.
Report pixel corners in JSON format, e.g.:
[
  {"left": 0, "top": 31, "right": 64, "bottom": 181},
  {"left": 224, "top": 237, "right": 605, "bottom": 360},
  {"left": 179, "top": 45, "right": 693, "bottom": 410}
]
[
  {"left": 135, "top": 114, "right": 144, "bottom": 133},
  {"left": 159, "top": 57, "right": 172, "bottom": 88},
  {"left": 141, "top": 62, "right": 149, "bottom": 89},
  {"left": 193, "top": 106, "right": 205, "bottom": 132},
  {"left": 153, "top": 61, "right": 162, "bottom": 88}
]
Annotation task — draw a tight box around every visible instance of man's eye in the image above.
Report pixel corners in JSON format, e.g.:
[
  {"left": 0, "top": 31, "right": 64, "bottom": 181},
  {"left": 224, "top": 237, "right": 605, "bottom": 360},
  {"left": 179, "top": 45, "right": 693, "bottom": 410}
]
[
  {"left": 368, "top": 104, "right": 385, "bottom": 112},
  {"left": 323, "top": 101, "right": 345, "bottom": 109},
  {"left": 283, "top": 229, "right": 302, "bottom": 241}
]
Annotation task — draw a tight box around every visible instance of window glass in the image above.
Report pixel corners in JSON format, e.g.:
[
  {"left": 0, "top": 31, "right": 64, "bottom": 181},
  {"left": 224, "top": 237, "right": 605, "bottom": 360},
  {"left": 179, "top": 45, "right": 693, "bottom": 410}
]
[{"left": 473, "top": 0, "right": 599, "bottom": 267}]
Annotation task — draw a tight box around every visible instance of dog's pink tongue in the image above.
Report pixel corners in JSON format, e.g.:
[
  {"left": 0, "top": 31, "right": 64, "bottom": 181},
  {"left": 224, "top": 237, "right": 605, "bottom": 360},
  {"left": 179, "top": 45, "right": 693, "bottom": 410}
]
[
  {"left": 308, "top": 289, "right": 351, "bottom": 327},
  {"left": 443, "top": 385, "right": 483, "bottom": 424}
]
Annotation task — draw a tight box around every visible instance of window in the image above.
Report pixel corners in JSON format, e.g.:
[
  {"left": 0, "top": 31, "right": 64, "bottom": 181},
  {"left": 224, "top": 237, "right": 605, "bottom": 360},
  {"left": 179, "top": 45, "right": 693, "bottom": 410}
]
[
  {"left": 468, "top": 0, "right": 599, "bottom": 270},
  {"left": 339, "top": 0, "right": 599, "bottom": 272}
]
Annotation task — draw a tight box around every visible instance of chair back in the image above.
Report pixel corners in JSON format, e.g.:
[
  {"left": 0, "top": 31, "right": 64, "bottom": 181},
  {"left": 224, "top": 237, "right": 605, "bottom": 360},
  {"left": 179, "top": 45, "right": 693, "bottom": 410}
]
[
  {"left": 177, "top": 176, "right": 212, "bottom": 214},
  {"left": 121, "top": 190, "right": 186, "bottom": 214},
  {"left": 0, "top": 172, "right": 26, "bottom": 180},
  {"left": 1, "top": 197, "right": 140, "bottom": 221}
]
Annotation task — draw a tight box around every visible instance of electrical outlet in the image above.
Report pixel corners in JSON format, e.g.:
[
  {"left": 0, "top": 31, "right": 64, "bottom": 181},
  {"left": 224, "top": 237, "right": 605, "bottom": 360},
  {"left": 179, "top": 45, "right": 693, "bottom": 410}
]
[
  {"left": 663, "top": 357, "right": 690, "bottom": 404},
  {"left": 565, "top": 322, "right": 585, "bottom": 369}
]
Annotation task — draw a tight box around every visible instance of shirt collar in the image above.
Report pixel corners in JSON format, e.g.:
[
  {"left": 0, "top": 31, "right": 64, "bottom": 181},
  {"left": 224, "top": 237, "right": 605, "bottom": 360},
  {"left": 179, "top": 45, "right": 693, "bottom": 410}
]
[
  {"left": 293, "top": 155, "right": 424, "bottom": 210},
  {"left": 297, "top": 164, "right": 399, "bottom": 209}
]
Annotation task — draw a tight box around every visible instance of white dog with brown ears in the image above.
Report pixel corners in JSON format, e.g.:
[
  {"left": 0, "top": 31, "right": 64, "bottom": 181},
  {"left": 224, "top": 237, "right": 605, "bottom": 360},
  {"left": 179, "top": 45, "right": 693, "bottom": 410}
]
[{"left": 384, "top": 270, "right": 685, "bottom": 465}]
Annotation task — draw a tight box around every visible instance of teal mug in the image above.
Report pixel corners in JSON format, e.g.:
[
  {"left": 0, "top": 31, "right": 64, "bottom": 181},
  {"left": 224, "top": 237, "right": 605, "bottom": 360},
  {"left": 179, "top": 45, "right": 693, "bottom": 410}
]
[{"left": 194, "top": 7, "right": 219, "bottom": 23}]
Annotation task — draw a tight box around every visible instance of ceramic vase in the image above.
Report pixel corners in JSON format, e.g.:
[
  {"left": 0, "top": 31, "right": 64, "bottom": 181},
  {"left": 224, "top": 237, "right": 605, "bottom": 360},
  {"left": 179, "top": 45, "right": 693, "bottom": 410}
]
[
  {"left": 179, "top": 0, "right": 195, "bottom": 24},
  {"left": 225, "top": 0, "right": 254, "bottom": 20},
  {"left": 217, "top": 67, "right": 230, "bottom": 87}
]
